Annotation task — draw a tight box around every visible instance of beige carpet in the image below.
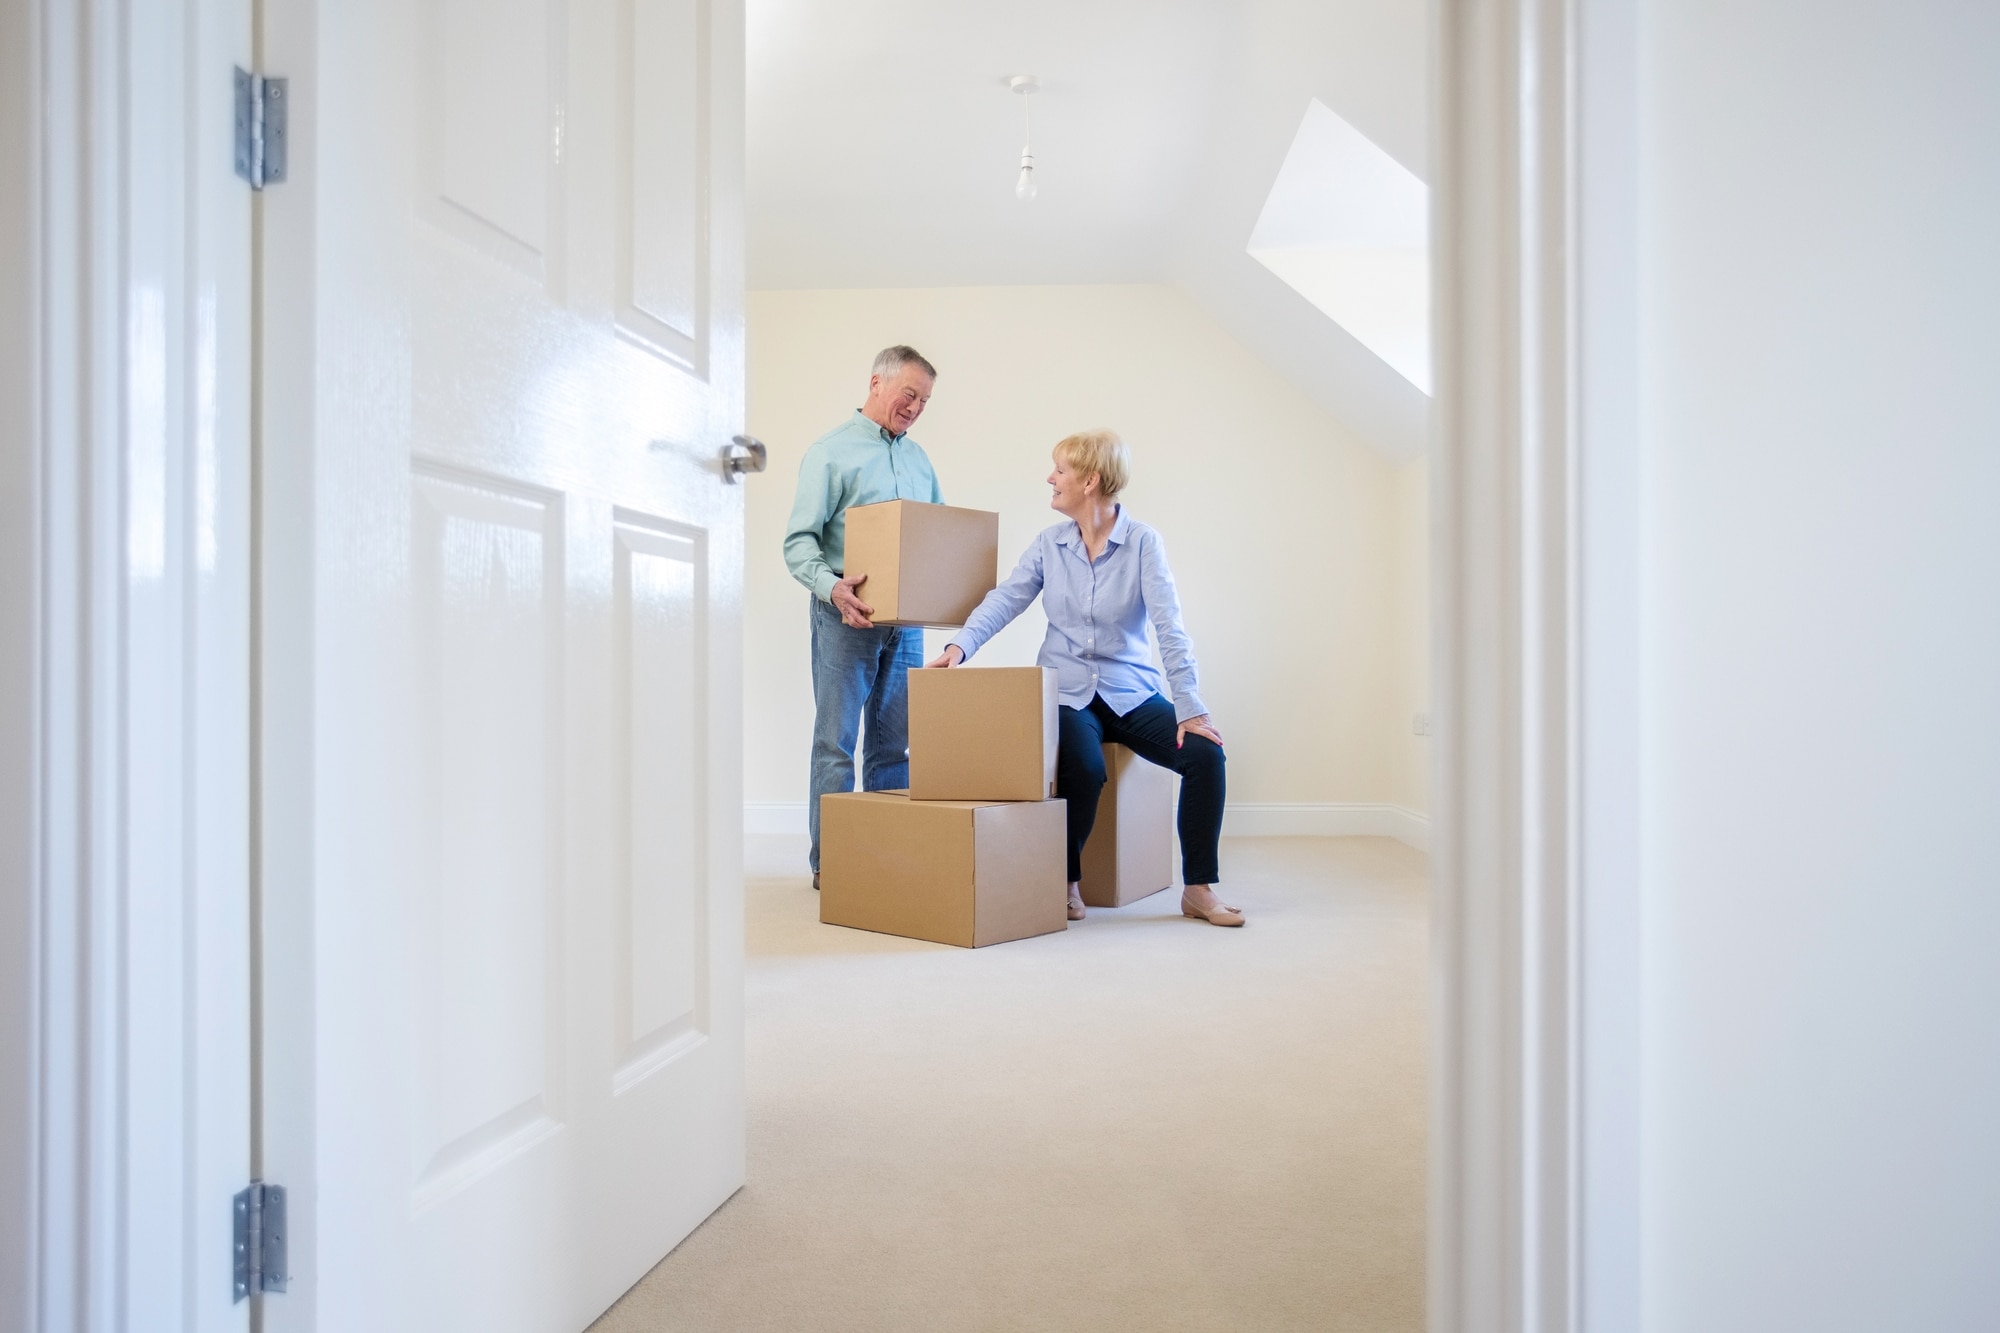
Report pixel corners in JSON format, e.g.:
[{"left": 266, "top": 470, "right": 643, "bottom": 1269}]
[{"left": 591, "top": 835, "right": 1428, "bottom": 1332}]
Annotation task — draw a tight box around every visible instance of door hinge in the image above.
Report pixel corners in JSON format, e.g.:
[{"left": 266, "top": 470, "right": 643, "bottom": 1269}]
[
  {"left": 233, "top": 68, "right": 289, "bottom": 190},
  {"left": 232, "top": 1181, "right": 289, "bottom": 1301}
]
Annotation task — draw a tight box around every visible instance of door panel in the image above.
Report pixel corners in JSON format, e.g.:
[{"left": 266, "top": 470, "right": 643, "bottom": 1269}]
[
  {"left": 261, "top": 0, "right": 745, "bottom": 1325},
  {"left": 425, "top": 0, "right": 560, "bottom": 276},
  {"left": 619, "top": 0, "right": 708, "bottom": 366},
  {"left": 409, "top": 468, "right": 566, "bottom": 1213},
  {"left": 614, "top": 517, "right": 709, "bottom": 1092}
]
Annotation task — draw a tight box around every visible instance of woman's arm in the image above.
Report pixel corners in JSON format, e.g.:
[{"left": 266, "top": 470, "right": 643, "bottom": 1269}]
[
  {"left": 934, "top": 537, "right": 1045, "bottom": 665},
  {"left": 1137, "top": 528, "right": 1211, "bottom": 723}
]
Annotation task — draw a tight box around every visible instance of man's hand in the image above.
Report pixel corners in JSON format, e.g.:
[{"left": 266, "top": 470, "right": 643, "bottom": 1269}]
[
  {"left": 925, "top": 644, "right": 964, "bottom": 669},
  {"left": 1176, "top": 714, "right": 1225, "bottom": 749},
  {"left": 830, "top": 574, "right": 875, "bottom": 629}
]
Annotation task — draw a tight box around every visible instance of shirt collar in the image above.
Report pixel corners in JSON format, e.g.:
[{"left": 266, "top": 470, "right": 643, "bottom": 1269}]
[
  {"left": 854, "top": 409, "right": 904, "bottom": 444},
  {"left": 1057, "top": 505, "right": 1130, "bottom": 550}
]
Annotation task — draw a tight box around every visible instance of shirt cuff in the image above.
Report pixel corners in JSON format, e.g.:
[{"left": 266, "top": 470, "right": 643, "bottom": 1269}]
[
  {"left": 1174, "top": 694, "right": 1209, "bottom": 724},
  {"left": 811, "top": 570, "right": 839, "bottom": 602}
]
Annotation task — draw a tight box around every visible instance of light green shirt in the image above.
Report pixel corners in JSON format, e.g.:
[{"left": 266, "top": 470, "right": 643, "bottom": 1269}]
[{"left": 783, "top": 411, "right": 944, "bottom": 601}]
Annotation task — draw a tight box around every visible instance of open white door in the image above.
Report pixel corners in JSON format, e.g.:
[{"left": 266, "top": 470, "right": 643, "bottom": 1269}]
[{"left": 258, "top": 0, "right": 747, "bottom": 1328}]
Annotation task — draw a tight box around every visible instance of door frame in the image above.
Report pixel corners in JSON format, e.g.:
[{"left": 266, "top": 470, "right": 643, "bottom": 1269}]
[
  {"left": 0, "top": 0, "right": 42, "bottom": 1317},
  {"left": 4, "top": 0, "right": 1646, "bottom": 1327},
  {"left": 1431, "top": 0, "right": 1642, "bottom": 1330},
  {"left": 3, "top": 0, "right": 256, "bottom": 1328}
]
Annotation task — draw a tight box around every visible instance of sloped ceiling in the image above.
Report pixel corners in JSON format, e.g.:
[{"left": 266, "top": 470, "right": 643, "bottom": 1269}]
[{"left": 746, "top": 0, "right": 1431, "bottom": 461}]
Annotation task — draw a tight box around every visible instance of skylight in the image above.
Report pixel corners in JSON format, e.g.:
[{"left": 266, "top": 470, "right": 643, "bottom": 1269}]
[{"left": 1247, "top": 101, "right": 1431, "bottom": 395}]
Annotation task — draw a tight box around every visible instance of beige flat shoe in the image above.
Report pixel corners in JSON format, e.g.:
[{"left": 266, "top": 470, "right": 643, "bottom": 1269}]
[
  {"left": 1067, "top": 886, "right": 1087, "bottom": 921},
  {"left": 1183, "top": 885, "right": 1241, "bottom": 911},
  {"left": 1181, "top": 892, "right": 1244, "bottom": 927}
]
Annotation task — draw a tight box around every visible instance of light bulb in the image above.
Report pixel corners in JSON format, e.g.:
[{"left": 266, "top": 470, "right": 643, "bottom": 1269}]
[
  {"left": 1009, "top": 75, "right": 1040, "bottom": 200},
  {"left": 1015, "top": 151, "right": 1036, "bottom": 201}
]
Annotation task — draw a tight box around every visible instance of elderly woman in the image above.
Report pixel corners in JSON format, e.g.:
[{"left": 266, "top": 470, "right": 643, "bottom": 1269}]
[{"left": 926, "top": 431, "right": 1240, "bottom": 926}]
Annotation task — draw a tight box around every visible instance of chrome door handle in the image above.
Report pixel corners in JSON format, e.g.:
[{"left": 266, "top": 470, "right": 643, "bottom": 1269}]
[{"left": 723, "top": 435, "right": 767, "bottom": 483}]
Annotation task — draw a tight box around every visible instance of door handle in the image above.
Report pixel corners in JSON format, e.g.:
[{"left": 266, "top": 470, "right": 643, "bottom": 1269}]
[{"left": 722, "top": 435, "right": 767, "bottom": 483}]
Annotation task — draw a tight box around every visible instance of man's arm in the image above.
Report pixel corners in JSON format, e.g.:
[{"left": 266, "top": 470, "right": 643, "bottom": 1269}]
[{"left": 782, "top": 446, "right": 841, "bottom": 601}]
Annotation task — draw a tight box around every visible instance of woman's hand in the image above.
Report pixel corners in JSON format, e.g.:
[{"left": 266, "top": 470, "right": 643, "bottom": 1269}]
[
  {"left": 925, "top": 644, "right": 964, "bottom": 669},
  {"left": 1176, "top": 714, "right": 1224, "bottom": 749}
]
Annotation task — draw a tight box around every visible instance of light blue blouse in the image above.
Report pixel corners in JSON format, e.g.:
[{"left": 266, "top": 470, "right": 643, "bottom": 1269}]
[{"left": 948, "top": 507, "right": 1210, "bottom": 723}]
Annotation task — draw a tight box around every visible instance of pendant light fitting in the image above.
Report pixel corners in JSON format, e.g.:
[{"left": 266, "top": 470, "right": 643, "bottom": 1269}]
[{"left": 1011, "top": 74, "right": 1038, "bottom": 201}]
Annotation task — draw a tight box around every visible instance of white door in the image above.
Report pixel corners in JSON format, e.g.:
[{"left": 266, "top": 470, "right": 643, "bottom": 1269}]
[{"left": 258, "top": 0, "right": 747, "bottom": 1328}]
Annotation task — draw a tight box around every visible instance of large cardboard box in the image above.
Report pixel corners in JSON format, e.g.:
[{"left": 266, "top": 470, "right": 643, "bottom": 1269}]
[
  {"left": 907, "top": 666, "right": 1058, "bottom": 802},
  {"left": 819, "top": 791, "right": 1068, "bottom": 948},
  {"left": 1079, "top": 743, "right": 1176, "bottom": 908},
  {"left": 841, "top": 499, "right": 999, "bottom": 627}
]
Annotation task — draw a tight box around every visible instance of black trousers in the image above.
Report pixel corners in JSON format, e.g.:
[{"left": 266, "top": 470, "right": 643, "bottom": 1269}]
[{"left": 1056, "top": 693, "right": 1226, "bottom": 886}]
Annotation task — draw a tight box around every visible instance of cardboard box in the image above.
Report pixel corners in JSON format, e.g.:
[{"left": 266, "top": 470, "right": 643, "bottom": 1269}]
[
  {"left": 1079, "top": 743, "right": 1176, "bottom": 908},
  {"left": 841, "top": 499, "right": 999, "bottom": 627},
  {"left": 819, "top": 791, "right": 1068, "bottom": 948},
  {"left": 907, "top": 666, "right": 1058, "bottom": 802}
]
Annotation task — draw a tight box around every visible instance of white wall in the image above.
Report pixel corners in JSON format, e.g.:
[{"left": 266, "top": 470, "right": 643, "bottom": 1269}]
[
  {"left": 1637, "top": 2, "right": 2000, "bottom": 1326},
  {"left": 744, "top": 284, "right": 1425, "bottom": 833},
  {"left": 1386, "top": 459, "right": 1429, "bottom": 817}
]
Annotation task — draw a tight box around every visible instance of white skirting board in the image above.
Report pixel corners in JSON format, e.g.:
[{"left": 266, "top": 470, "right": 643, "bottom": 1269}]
[
  {"left": 1221, "top": 802, "right": 1431, "bottom": 851},
  {"left": 744, "top": 800, "right": 1431, "bottom": 853}
]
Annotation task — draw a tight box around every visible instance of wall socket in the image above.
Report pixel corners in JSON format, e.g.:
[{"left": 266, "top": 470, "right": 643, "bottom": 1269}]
[{"left": 1412, "top": 712, "right": 1431, "bottom": 737}]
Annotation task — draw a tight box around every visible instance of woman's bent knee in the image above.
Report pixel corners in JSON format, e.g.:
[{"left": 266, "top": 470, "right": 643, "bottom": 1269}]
[{"left": 1178, "top": 735, "right": 1225, "bottom": 779}]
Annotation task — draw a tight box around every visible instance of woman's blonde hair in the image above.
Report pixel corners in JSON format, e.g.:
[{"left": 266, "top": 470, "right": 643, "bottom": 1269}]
[{"left": 1054, "top": 429, "right": 1131, "bottom": 500}]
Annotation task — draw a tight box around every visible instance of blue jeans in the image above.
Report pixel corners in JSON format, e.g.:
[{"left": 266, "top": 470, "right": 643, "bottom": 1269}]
[{"left": 808, "top": 595, "right": 925, "bottom": 872}]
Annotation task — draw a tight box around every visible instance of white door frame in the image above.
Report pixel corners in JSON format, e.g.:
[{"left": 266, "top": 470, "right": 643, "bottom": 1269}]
[
  {"left": 1431, "top": 1, "right": 1641, "bottom": 1330},
  {"left": 0, "top": 0, "right": 43, "bottom": 1318},
  {"left": 6, "top": 0, "right": 1645, "bottom": 1327},
  {"left": 3, "top": 0, "right": 256, "bottom": 1328}
]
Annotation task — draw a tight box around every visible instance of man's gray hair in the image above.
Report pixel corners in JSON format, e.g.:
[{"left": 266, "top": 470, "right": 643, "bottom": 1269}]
[{"left": 871, "top": 344, "right": 937, "bottom": 383}]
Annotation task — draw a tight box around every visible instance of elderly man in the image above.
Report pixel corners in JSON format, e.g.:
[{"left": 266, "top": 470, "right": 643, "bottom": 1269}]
[{"left": 784, "top": 345, "right": 943, "bottom": 887}]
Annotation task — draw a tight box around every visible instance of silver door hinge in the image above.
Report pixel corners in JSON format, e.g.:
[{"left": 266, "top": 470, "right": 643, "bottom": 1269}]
[
  {"left": 232, "top": 1181, "right": 289, "bottom": 1301},
  {"left": 233, "top": 68, "right": 289, "bottom": 189}
]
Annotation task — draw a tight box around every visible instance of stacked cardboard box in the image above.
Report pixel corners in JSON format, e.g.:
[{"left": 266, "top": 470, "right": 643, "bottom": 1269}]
[
  {"left": 819, "top": 503, "right": 1069, "bottom": 948},
  {"left": 907, "top": 666, "right": 1058, "bottom": 801},
  {"left": 817, "top": 791, "right": 1065, "bottom": 948},
  {"left": 820, "top": 666, "right": 1066, "bottom": 948}
]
